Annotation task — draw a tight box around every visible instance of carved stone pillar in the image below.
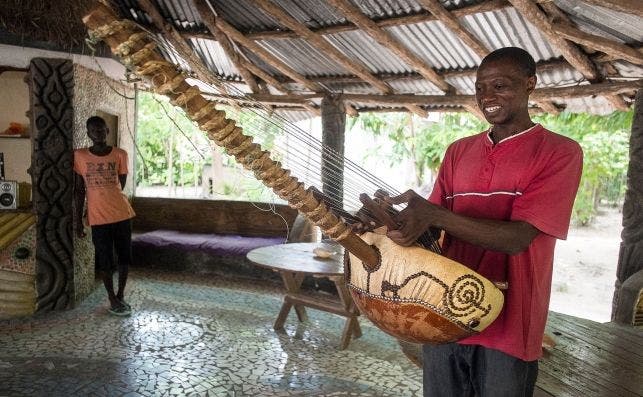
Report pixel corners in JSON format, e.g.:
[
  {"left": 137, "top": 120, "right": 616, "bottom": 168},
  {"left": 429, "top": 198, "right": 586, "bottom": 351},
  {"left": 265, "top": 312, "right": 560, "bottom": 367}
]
[
  {"left": 28, "top": 58, "right": 75, "bottom": 311},
  {"left": 321, "top": 94, "right": 346, "bottom": 210},
  {"left": 612, "top": 89, "right": 643, "bottom": 324}
]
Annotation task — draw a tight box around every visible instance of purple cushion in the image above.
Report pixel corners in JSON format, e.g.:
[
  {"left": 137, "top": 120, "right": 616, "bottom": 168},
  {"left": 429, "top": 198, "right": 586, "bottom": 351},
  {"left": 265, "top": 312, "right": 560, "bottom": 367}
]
[{"left": 132, "top": 229, "right": 286, "bottom": 256}]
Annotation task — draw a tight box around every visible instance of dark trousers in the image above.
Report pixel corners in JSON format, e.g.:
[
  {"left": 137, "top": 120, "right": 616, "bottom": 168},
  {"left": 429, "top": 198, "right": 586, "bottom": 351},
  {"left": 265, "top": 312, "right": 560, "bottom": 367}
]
[
  {"left": 423, "top": 343, "right": 538, "bottom": 397},
  {"left": 91, "top": 219, "right": 132, "bottom": 275}
]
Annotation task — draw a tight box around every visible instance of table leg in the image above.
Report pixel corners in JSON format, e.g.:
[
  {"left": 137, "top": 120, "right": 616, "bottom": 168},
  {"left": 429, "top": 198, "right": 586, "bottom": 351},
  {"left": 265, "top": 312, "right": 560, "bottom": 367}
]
[
  {"left": 274, "top": 299, "right": 292, "bottom": 330},
  {"left": 332, "top": 275, "right": 362, "bottom": 349},
  {"left": 280, "top": 271, "right": 308, "bottom": 323}
]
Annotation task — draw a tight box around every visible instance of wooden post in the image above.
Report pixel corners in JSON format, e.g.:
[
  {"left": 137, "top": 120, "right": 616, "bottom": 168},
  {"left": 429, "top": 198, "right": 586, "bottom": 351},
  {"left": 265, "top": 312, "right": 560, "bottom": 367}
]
[
  {"left": 28, "top": 58, "right": 75, "bottom": 311},
  {"left": 321, "top": 95, "right": 346, "bottom": 211},
  {"left": 612, "top": 89, "right": 643, "bottom": 324}
]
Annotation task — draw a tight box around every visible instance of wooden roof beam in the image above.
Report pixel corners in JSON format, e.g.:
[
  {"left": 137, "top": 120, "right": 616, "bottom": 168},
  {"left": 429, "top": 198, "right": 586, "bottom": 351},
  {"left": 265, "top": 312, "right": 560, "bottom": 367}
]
[
  {"left": 192, "top": 0, "right": 321, "bottom": 116},
  {"left": 508, "top": 0, "right": 599, "bottom": 81},
  {"left": 536, "top": 100, "right": 561, "bottom": 115},
  {"left": 414, "top": 0, "right": 555, "bottom": 115},
  {"left": 249, "top": 0, "right": 419, "bottom": 117},
  {"left": 192, "top": 0, "right": 322, "bottom": 93},
  {"left": 577, "top": 0, "right": 643, "bottom": 17},
  {"left": 538, "top": 1, "right": 633, "bottom": 111},
  {"left": 550, "top": 23, "right": 643, "bottom": 66},
  {"left": 240, "top": 0, "right": 511, "bottom": 41},
  {"left": 137, "top": 0, "right": 240, "bottom": 106},
  {"left": 325, "top": 0, "right": 454, "bottom": 94},
  {"left": 206, "top": 79, "right": 640, "bottom": 108},
  {"left": 249, "top": 0, "right": 428, "bottom": 118},
  {"left": 416, "top": 0, "right": 489, "bottom": 58},
  {"left": 232, "top": 62, "right": 321, "bottom": 116},
  {"left": 337, "top": 79, "right": 642, "bottom": 105},
  {"left": 190, "top": 2, "right": 261, "bottom": 94},
  {"left": 250, "top": 0, "right": 391, "bottom": 94}
]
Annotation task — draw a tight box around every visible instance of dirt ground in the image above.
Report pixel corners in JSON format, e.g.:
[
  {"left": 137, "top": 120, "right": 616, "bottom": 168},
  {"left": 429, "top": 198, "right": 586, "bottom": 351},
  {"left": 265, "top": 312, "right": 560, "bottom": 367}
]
[{"left": 550, "top": 206, "right": 623, "bottom": 323}]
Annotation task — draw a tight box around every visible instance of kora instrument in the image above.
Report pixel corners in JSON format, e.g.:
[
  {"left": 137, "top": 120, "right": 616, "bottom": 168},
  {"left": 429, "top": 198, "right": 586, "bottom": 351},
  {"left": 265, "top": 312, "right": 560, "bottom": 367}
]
[{"left": 82, "top": 4, "right": 504, "bottom": 344}]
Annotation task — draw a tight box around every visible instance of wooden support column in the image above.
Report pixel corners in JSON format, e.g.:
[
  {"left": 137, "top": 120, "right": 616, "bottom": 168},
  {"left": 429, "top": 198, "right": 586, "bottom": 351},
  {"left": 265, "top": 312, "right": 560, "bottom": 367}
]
[
  {"left": 321, "top": 95, "right": 346, "bottom": 210},
  {"left": 612, "top": 89, "right": 643, "bottom": 324}
]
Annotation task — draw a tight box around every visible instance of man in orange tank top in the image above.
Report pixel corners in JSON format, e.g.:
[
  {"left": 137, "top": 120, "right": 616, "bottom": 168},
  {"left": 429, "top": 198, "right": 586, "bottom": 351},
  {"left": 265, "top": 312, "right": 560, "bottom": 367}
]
[{"left": 74, "top": 116, "right": 136, "bottom": 316}]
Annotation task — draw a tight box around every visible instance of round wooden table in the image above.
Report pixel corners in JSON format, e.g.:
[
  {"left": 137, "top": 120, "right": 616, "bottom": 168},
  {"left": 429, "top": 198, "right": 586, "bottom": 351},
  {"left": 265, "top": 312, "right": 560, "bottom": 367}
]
[{"left": 247, "top": 241, "right": 362, "bottom": 350}]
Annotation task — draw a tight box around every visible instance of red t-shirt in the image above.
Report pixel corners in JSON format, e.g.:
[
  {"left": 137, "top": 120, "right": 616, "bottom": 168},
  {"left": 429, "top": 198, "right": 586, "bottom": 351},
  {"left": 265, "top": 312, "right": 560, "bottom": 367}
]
[
  {"left": 74, "top": 147, "right": 135, "bottom": 226},
  {"left": 428, "top": 124, "right": 583, "bottom": 361}
]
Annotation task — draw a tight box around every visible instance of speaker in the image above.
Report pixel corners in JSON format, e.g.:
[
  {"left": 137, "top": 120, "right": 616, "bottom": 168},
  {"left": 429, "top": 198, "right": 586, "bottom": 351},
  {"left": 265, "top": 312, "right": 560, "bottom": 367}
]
[{"left": 0, "top": 181, "right": 31, "bottom": 210}]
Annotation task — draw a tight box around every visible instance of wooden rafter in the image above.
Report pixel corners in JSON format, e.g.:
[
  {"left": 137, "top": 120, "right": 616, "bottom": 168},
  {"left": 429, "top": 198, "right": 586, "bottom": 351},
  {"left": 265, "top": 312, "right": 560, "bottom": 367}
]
[
  {"left": 537, "top": 1, "right": 632, "bottom": 111},
  {"left": 203, "top": 80, "right": 641, "bottom": 108},
  {"left": 508, "top": 0, "right": 599, "bottom": 81},
  {"left": 415, "top": 0, "right": 564, "bottom": 115},
  {"left": 137, "top": 0, "right": 238, "bottom": 105},
  {"left": 267, "top": 50, "right": 641, "bottom": 87},
  {"left": 192, "top": 0, "right": 323, "bottom": 116},
  {"left": 240, "top": 0, "right": 512, "bottom": 41},
  {"left": 193, "top": 0, "right": 322, "bottom": 93},
  {"left": 415, "top": 0, "right": 489, "bottom": 58},
  {"left": 325, "top": 0, "right": 453, "bottom": 94},
  {"left": 537, "top": 100, "right": 561, "bottom": 114},
  {"left": 240, "top": 60, "right": 321, "bottom": 116},
  {"left": 550, "top": 23, "right": 643, "bottom": 66},
  {"left": 250, "top": 0, "right": 391, "bottom": 94},
  {"left": 248, "top": 0, "right": 427, "bottom": 118},
  {"left": 191, "top": 3, "right": 260, "bottom": 94},
  {"left": 577, "top": 0, "right": 643, "bottom": 17}
]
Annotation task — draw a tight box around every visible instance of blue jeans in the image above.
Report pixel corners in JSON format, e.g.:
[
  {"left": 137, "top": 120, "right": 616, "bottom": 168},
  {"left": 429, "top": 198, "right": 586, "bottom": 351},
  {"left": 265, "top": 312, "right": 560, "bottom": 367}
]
[{"left": 423, "top": 343, "right": 538, "bottom": 397}]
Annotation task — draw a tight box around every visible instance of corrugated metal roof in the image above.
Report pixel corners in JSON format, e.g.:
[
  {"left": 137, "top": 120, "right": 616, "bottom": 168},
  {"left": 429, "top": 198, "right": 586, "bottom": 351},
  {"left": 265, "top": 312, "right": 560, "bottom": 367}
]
[
  {"left": 387, "top": 21, "right": 481, "bottom": 69},
  {"left": 256, "top": 38, "right": 350, "bottom": 76},
  {"left": 462, "top": 7, "right": 561, "bottom": 62},
  {"left": 555, "top": 0, "right": 643, "bottom": 44},
  {"left": 325, "top": 30, "right": 414, "bottom": 74},
  {"left": 108, "top": 0, "right": 642, "bottom": 117}
]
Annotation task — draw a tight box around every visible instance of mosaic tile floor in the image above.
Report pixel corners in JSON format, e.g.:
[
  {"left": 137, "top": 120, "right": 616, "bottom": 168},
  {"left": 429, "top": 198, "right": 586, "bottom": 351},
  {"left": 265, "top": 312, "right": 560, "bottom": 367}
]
[{"left": 0, "top": 269, "right": 422, "bottom": 397}]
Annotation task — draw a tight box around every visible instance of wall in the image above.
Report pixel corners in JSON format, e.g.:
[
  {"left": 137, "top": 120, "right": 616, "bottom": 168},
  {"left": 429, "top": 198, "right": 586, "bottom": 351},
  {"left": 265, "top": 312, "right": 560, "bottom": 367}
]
[{"left": 0, "top": 71, "right": 31, "bottom": 183}]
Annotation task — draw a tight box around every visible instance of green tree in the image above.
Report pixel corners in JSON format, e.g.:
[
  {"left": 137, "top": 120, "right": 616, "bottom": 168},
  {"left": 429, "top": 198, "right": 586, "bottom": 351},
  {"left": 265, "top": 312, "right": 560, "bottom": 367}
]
[
  {"left": 135, "top": 91, "right": 286, "bottom": 202},
  {"left": 533, "top": 111, "right": 632, "bottom": 225}
]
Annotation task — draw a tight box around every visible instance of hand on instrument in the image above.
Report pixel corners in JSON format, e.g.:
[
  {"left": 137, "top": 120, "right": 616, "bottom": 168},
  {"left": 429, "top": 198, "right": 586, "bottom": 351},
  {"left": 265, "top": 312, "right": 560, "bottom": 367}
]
[
  {"left": 384, "top": 189, "right": 448, "bottom": 247},
  {"left": 349, "top": 190, "right": 398, "bottom": 234}
]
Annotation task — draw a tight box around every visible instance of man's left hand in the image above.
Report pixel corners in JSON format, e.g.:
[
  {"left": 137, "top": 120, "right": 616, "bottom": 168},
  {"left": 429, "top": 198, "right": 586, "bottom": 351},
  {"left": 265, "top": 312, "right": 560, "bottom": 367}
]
[{"left": 385, "top": 190, "right": 448, "bottom": 246}]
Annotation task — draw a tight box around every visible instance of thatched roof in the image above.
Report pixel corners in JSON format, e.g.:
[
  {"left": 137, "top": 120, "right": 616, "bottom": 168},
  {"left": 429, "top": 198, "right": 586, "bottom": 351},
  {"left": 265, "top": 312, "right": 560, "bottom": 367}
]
[
  {"left": 2, "top": 0, "right": 642, "bottom": 119},
  {"left": 0, "top": 0, "right": 95, "bottom": 49}
]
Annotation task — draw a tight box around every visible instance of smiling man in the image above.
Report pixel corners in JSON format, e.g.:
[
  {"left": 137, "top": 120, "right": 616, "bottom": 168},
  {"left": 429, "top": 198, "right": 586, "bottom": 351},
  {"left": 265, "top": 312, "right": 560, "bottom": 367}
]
[{"left": 383, "top": 47, "right": 584, "bottom": 396}]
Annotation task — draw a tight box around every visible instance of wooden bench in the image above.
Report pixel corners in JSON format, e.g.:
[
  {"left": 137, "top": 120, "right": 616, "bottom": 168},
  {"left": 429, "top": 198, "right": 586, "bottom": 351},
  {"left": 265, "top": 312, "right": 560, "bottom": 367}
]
[
  {"left": 398, "top": 311, "right": 643, "bottom": 396},
  {"left": 130, "top": 197, "right": 314, "bottom": 280}
]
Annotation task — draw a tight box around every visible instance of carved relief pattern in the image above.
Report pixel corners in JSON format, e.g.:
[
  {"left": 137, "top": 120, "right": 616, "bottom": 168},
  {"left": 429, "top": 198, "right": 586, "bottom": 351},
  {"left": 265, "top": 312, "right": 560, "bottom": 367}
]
[
  {"left": 28, "top": 58, "right": 75, "bottom": 311},
  {"left": 613, "top": 90, "right": 643, "bottom": 317}
]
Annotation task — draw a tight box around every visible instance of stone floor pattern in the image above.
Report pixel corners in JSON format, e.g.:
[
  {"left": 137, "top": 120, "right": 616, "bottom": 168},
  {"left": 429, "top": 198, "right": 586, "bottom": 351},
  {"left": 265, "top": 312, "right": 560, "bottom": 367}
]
[{"left": 0, "top": 269, "right": 422, "bottom": 396}]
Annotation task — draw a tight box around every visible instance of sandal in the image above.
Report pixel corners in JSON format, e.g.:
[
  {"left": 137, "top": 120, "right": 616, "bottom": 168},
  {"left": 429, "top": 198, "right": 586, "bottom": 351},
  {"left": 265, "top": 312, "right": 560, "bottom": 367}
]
[{"left": 108, "top": 303, "right": 132, "bottom": 317}]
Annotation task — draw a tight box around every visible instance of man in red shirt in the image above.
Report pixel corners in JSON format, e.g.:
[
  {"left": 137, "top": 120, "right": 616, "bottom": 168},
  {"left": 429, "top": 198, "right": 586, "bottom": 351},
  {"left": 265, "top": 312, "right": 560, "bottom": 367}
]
[{"left": 378, "top": 47, "right": 583, "bottom": 396}]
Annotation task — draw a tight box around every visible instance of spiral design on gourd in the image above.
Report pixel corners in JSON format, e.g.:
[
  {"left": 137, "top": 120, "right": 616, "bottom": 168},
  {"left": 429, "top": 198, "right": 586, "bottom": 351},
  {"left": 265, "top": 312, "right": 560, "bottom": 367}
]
[
  {"left": 89, "top": 22, "right": 352, "bottom": 242},
  {"left": 446, "top": 274, "right": 490, "bottom": 318}
]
